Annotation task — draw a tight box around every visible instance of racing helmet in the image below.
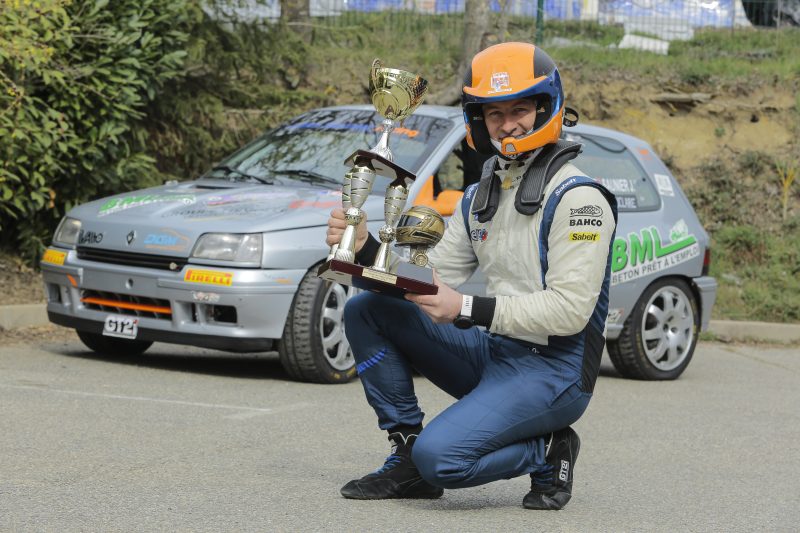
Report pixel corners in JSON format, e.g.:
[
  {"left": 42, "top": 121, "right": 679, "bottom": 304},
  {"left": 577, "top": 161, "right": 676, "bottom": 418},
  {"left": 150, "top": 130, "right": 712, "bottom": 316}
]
[
  {"left": 395, "top": 205, "right": 445, "bottom": 247},
  {"left": 462, "top": 42, "right": 564, "bottom": 157}
]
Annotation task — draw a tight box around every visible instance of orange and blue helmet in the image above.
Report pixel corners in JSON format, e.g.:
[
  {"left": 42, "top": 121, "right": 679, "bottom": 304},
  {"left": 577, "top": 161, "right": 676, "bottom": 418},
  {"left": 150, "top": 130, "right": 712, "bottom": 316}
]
[{"left": 462, "top": 42, "right": 564, "bottom": 157}]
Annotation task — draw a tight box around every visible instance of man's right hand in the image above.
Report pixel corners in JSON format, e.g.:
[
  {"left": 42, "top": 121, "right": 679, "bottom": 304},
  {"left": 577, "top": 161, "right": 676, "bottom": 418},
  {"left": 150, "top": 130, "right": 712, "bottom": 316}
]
[{"left": 326, "top": 207, "right": 368, "bottom": 253}]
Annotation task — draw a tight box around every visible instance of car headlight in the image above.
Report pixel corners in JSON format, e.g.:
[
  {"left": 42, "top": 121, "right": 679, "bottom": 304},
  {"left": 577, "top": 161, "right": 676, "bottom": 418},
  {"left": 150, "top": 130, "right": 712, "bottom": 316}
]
[
  {"left": 192, "top": 233, "right": 262, "bottom": 263},
  {"left": 53, "top": 217, "right": 82, "bottom": 247}
]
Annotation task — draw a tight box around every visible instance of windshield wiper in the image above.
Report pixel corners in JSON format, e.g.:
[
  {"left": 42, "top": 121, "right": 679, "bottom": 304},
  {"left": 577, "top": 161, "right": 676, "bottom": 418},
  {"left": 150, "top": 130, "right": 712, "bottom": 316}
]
[
  {"left": 272, "top": 168, "right": 341, "bottom": 188},
  {"left": 210, "top": 165, "right": 273, "bottom": 184}
]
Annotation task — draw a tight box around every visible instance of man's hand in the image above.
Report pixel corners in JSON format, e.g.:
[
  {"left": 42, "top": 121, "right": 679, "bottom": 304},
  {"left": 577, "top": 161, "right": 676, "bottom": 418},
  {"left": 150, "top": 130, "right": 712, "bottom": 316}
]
[
  {"left": 326, "top": 207, "right": 368, "bottom": 252},
  {"left": 405, "top": 269, "right": 462, "bottom": 324}
]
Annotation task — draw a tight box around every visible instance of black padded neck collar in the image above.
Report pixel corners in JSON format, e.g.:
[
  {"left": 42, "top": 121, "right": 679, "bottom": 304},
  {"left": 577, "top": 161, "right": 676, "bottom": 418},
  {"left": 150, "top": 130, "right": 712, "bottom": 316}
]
[{"left": 471, "top": 141, "right": 582, "bottom": 221}]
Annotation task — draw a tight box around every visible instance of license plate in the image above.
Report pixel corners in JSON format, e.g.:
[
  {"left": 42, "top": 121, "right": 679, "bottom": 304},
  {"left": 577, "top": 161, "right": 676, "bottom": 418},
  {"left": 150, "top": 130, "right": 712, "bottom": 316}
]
[{"left": 103, "top": 315, "right": 139, "bottom": 339}]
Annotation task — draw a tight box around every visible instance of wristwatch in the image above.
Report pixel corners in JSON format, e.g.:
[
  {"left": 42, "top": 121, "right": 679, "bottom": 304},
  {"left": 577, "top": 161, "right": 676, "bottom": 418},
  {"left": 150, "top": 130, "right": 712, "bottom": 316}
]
[{"left": 453, "top": 295, "right": 474, "bottom": 329}]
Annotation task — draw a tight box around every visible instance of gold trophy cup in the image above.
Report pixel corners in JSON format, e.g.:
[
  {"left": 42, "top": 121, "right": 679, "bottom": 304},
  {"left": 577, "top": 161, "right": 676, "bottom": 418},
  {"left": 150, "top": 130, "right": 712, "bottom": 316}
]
[{"left": 318, "top": 60, "right": 438, "bottom": 297}]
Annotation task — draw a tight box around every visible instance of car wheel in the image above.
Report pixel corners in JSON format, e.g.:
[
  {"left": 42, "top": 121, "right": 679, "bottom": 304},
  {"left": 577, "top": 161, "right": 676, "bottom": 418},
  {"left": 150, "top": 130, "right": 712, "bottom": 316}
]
[
  {"left": 607, "top": 278, "right": 699, "bottom": 380},
  {"left": 76, "top": 330, "right": 153, "bottom": 357},
  {"left": 278, "top": 267, "right": 358, "bottom": 384}
]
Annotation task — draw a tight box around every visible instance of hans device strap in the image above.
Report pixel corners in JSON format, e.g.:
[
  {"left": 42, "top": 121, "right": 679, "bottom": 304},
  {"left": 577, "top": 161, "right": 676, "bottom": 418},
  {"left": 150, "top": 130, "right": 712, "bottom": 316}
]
[{"left": 469, "top": 141, "right": 583, "bottom": 223}]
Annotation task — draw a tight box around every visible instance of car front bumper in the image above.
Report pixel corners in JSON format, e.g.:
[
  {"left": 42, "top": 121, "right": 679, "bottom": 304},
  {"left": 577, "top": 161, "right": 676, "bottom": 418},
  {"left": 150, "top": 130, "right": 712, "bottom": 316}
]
[{"left": 41, "top": 247, "right": 305, "bottom": 352}]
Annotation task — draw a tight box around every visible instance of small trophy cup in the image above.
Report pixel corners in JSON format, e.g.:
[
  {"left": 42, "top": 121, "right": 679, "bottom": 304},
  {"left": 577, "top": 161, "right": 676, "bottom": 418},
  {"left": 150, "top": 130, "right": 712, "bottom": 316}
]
[{"left": 318, "top": 59, "right": 439, "bottom": 297}]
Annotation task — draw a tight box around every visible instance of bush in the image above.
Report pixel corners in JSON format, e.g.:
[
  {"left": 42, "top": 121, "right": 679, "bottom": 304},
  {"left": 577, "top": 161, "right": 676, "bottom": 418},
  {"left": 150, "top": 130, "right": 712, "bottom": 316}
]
[{"left": 0, "top": 0, "right": 194, "bottom": 262}]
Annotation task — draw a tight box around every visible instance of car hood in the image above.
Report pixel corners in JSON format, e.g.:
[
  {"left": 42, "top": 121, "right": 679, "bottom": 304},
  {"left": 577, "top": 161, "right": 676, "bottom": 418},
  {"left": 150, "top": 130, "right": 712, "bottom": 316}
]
[{"left": 67, "top": 181, "right": 355, "bottom": 256}]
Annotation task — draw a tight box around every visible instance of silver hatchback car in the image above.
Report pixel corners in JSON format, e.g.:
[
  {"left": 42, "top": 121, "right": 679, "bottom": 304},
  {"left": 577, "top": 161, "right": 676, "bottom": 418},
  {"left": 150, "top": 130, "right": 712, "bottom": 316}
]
[{"left": 41, "top": 105, "right": 716, "bottom": 382}]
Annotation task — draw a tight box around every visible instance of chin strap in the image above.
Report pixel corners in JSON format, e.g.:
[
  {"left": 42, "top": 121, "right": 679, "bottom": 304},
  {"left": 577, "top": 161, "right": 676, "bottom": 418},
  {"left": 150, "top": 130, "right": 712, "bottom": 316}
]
[{"left": 471, "top": 141, "right": 583, "bottom": 221}]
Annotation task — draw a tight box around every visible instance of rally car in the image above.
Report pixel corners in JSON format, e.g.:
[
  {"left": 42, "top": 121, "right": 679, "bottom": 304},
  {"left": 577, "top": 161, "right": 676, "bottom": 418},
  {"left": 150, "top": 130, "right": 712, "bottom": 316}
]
[{"left": 40, "top": 105, "right": 717, "bottom": 383}]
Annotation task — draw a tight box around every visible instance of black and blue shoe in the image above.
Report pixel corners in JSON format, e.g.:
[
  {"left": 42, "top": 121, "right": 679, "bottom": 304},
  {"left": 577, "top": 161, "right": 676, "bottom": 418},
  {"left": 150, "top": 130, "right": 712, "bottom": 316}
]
[
  {"left": 523, "top": 426, "right": 581, "bottom": 510},
  {"left": 340, "top": 432, "right": 444, "bottom": 500}
]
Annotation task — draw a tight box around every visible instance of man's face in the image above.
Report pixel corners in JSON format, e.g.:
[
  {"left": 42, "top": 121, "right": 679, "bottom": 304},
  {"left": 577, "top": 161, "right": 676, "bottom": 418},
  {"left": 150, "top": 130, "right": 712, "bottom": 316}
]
[{"left": 482, "top": 98, "right": 539, "bottom": 141}]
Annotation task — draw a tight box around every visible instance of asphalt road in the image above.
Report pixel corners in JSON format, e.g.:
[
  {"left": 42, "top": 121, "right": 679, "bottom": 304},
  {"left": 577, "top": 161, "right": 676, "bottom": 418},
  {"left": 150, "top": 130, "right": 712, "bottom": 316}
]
[{"left": 1, "top": 336, "right": 798, "bottom": 532}]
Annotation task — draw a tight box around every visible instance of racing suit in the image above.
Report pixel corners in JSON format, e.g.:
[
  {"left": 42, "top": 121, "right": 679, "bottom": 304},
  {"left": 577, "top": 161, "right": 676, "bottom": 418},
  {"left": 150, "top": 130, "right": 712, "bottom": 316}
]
[{"left": 344, "top": 151, "right": 617, "bottom": 489}]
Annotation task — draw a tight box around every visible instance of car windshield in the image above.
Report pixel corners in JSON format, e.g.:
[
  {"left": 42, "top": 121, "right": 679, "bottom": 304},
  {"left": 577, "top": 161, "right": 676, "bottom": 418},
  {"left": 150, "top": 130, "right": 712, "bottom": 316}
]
[
  {"left": 202, "top": 108, "right": 453, "bottom": 195},
  {"left": 568, "top": 133, "right": 660, "bottom": 212}
]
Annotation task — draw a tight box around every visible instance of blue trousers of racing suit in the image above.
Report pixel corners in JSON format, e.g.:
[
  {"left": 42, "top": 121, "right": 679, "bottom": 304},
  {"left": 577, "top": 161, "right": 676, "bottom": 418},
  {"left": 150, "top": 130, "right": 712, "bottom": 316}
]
[{"left": 344, "top": 291, "right": 592, "bottom": 489}]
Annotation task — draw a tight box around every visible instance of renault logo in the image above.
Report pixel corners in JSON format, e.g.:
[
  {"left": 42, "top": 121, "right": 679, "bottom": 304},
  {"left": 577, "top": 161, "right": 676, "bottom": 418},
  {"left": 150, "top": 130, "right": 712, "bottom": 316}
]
[{"left": 126, "top": 231, "right": 136, "bottom": 245}]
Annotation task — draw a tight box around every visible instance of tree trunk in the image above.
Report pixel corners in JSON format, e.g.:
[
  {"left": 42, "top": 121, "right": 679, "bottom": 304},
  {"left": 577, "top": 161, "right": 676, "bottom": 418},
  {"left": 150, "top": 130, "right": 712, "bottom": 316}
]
[
  {"left": 429, "top": 0, "right": 490, "bottom": 105},
  {"left": 280, "top": 0, "right": 312, "bottom": 43}
]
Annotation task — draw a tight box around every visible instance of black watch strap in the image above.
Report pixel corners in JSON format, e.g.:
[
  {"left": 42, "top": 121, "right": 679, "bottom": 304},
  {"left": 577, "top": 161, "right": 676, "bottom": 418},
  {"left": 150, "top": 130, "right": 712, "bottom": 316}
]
[{"left": 453, "top": 295, "right": 475, "bottom": 329}]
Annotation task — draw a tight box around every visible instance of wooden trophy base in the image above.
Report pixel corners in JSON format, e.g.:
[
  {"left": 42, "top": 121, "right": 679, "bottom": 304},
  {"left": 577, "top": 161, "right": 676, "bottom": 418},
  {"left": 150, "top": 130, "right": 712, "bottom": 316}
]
[{"left": 318, "top": 259, "right": 438, "bottom": 298}]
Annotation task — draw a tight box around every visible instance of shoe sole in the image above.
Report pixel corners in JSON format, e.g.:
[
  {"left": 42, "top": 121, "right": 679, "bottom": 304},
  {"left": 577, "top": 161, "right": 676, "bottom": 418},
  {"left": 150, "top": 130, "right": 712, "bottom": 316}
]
[{"left": 340, "top": 478, "right": 444, "bottom": 500}]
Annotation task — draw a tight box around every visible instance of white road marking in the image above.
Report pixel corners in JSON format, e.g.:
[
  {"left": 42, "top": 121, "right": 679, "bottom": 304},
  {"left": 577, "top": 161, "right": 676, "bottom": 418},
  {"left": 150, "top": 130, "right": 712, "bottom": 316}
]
[{"left": 0, "top": 383, "right": 311, "bottom": 418}]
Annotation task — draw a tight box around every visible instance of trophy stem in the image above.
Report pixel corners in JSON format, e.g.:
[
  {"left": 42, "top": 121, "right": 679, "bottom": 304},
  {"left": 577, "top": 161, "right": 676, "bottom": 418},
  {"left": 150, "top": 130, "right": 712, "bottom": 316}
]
[
  {"left": 370, "top": 118, "right": 395, "bottom": 162},
  {"left": 372, "top": 241, "right": 392, "bottom": 272},
  {"left": 335, "top": 224, "right": 358, "bottom": 263}
]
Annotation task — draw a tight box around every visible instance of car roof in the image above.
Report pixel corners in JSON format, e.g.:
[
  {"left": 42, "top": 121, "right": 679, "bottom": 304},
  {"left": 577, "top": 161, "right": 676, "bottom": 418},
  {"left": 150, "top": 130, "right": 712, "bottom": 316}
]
[
  {"left": 316, "top": 104, "right": 651, "bottom": 150},
  {"left": 318, "top": 104, "right": 463, "bottom": 121}
]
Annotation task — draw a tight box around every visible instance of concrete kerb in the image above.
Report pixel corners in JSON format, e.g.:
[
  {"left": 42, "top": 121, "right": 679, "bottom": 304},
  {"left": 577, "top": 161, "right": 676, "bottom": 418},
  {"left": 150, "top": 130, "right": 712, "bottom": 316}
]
[
  {"left": 0, "top": 304, "right": 48, "bottom": 331},
  {"left": 1, "top": 303, "right": 799, "bottom": 345}
]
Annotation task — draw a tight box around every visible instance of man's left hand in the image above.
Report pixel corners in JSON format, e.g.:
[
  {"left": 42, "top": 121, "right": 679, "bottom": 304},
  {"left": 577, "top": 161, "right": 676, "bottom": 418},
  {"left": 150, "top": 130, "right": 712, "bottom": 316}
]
[{"left": 405, "top": 269, "right": 462, "bottom": 324}]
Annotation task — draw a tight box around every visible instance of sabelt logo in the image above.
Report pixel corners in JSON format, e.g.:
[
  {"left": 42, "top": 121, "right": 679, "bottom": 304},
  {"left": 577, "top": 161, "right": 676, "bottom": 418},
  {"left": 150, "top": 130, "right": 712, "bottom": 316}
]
[
  {"left": 183, "top": 269, "right": 233, "bottom": 286},
  {"left": 570, "top": 232, "right": 600, "bottom": 242},
  {"left": 554, "top": 177, "right": 577, "bottom": 197},
  {"left": 42, "top": 249, "right": 66, "bottom": 265}
]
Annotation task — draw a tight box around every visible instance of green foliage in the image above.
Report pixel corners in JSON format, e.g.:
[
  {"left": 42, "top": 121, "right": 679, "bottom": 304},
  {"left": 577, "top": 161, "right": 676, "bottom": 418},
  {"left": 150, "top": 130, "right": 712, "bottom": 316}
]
[
  {"left": 710, "top": 224, "right": 800, "bottom": 322},
  {"left": 0, "top": 0, "right": 193, "bottom": 262},
  {"left": 143, "top": 12, "right": 329, "bottom": 179}
]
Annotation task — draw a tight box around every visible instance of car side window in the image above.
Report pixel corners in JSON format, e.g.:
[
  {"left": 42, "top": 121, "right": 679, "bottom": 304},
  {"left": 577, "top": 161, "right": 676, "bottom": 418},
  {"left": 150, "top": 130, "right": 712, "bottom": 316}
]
[
  {"left": 435, "top": 139, "right": 490, "bottom": 194},
  {"left": 569, "top": 134, "right": 660, "bottom": 212}
]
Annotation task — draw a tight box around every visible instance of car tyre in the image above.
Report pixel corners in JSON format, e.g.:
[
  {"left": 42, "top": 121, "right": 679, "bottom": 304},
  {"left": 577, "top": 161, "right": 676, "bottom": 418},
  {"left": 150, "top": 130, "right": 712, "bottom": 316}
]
[
  {"left": 76, "top": 330, "right": 153, "bottom": 357},
  {"left": 607, "top": 277, "right": 699, "bottom": 380},
  {"left": 278, "top": 267, "right": 358, "bottom": 384}
]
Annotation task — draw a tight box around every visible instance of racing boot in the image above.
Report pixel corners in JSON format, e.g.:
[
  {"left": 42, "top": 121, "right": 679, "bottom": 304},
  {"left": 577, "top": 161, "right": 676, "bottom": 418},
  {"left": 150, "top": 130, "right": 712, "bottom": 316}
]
[
  {"left": 340, "top": 432, "right": 444, "bottom": 500},
  {"left": 523, "top": 426, "right": 581, "bottom": 510}
]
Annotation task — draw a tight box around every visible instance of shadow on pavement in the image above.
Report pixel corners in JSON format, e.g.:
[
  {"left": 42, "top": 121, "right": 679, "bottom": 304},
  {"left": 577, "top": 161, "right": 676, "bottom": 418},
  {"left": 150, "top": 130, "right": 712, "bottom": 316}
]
[{"left": 45, "top": 343, "right": 294, "bottom": 381}]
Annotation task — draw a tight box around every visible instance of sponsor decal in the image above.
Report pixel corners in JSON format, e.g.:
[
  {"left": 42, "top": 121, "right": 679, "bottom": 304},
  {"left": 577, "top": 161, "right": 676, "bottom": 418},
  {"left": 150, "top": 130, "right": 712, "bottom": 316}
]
[
  {"left": 162, "top": 204, "right": 285, "bottom": 221},
  {"left": 570, "top": 231, "right": 600, "bottom": 242},
  {"left": 654, "top": 173, "right": 675, "bottom": 197},
  {"left": 600, "top": 178, "right": 637, "bottom": 195},
  {"left": 559, "top": 460, "right": 570, "bottom": 482},
  {"left": 569, "top": 218, "right": 603, "bottom": 227},
  {"left": 470, "top": 228, "right": 488, "bottom": 242},
  {"left": 184, "top": 268, "right": 233, "bottom": 286},
  {"left": 288, "top": 199, "right": 340, "bottom": 209},
  {"left": 98, "top": 194, "right": 196, "bottom": 216},
  {"left": 77, "top": 230, "right": 103, "bottom": 245},
  {"left": 289, "top": 121, "right": 420, "bottom": 139},
  {"left": 205, "top": 191, "right": 295, "bottom": 207},
  {"left": 192, "top": 291, "right": 221, "bottom": 303},
  {"left": 41, "top": 249, "right": 66, "bottom": 266},
  {"left": 554, "top": 177, "right": 577, "bottom": 197},
  {"left": 374, "top": 125, "right": 419, "bottom": 138},
  {"left": 607, "top": 308, "right": 624, "bottom": 324},
  {"left": 569, "top": 204, "right": 603, "bottom": 217},
  {"left": 611, "top": 220, "right": 699, "bottom": 286},
  {"left": 489, "top": 71, "right": 511, "bottom": 94},
  {"left": 143, "top": 229, "right": 191, "bottom": 252}
]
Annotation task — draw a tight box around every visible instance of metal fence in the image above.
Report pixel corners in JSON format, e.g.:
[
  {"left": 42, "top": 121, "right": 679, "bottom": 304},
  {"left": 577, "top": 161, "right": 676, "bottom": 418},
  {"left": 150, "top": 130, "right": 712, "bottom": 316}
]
[{"left": 210, "top": 0, "right": 799, "bottom": 54}]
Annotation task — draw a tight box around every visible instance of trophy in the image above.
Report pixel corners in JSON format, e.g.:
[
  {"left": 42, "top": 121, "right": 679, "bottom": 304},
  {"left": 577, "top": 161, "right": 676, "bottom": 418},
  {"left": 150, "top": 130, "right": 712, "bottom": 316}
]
[{"left": 318, "top": 59, "right": 441, "bottom": 297}]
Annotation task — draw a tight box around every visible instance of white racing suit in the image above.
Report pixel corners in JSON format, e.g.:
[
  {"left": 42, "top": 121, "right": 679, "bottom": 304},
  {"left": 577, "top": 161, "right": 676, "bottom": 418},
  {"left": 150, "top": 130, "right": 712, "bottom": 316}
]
[{"left": 344, "top": 149, "right": 617, "bottom": 489}]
